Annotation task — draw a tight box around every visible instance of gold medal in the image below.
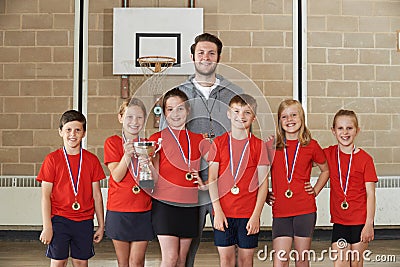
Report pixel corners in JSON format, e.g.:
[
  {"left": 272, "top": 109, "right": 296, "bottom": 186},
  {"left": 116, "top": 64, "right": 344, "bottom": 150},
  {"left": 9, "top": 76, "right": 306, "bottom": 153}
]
[
  {"left": 72, "top": 201, "right": 80, "bottom": 211},
  {"left": 231, "top": 185, "right": 240, "bottom": 195},
  {"left": 168, "top": 127, "right": 193, "bottom": 183},
  {"left": 228, "top": 133, "right": 250, "bottom": 197},
  {"left": 284, "top": 141, "right": 300, "bottom": 200},
  {"left": 337, "top": 145, "right": 355, "bottom": 212},
  {"left": 285, "top": 189, "right": 293, "bottom": 198},
  {"left": 341, "top": 200, "right": 349, "bottom": 210},
  {"left": 63, "top": 147, "right": 82, "bottom": 212},
  {"left": 132, "top": 185, "right": 140, "bottom": 194},
  {"left": 186, "top": 172, "right": 193, "bottom": 181}
]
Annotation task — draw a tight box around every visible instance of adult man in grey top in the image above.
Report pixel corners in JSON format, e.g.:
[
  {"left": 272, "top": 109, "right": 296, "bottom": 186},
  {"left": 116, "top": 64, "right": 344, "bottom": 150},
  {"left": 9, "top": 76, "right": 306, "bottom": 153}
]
[{"left": 173, "top": 33, "right": 243, "bottom": 267}]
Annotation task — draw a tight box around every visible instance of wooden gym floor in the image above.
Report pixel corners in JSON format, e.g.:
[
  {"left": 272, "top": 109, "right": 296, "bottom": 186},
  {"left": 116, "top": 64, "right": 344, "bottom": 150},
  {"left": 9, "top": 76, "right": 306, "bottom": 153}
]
[{"left": 0, "top": 238, "right": 399, "bottom": 266}]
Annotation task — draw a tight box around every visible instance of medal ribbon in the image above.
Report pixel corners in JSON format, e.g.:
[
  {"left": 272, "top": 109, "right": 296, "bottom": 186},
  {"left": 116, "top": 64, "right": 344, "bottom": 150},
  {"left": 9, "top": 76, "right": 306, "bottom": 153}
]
[
  {"left": 62, "top": 147, "right": 82, "bottom": 198},
  {"left": 284, "top": 141, "right": 300, "bottom": 185},
  {"left": 337, "top": 145, "right": 355, "bottom": 197},
  {"left": 195, "top": 89, "right": 217, "bottom": 138},
  {"left": 167, "top": 127, "right": 191, "bottom": 170},
  {"left": 122, "top": 132, "right": 140, "bottom": 177},
  {"left": 228, "top": 133, "right": 251, "bottom": 184}
]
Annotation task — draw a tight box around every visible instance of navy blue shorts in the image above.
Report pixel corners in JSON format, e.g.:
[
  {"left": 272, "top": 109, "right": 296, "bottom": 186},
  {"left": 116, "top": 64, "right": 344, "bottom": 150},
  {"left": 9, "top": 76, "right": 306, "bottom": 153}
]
[
  {"left": 332, "top": 223, "right": 364, "bottom": 244},
  {"left": 272, "top": 212, "right": 316, "bottom": 239},
  {"left": 213, "top": 217, "right": 259, "bottom": 249},
  {"left": 46, "top": 216, "right": 94, "bottom": 260},
  {"left": 105, "top": 210, "right": 154, "bottom": 241}
]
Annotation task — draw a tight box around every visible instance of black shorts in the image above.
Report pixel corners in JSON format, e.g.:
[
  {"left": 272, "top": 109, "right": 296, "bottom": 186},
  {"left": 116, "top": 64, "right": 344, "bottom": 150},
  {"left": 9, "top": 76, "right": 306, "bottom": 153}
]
[
  {"left": 272, "top": 212, "right": 316, "bottom": 239},
  {"left": 105, "top": 210, "right": 154, "bottom": 242},
  {"left": 46, "top": 216, "right": 94, "bottom": 260},
  {"left": 152, "top": 199, "right": 199, "bottom": 238},
  {"left": 331, "top": 223, "right": 364, "bottom": 244}
]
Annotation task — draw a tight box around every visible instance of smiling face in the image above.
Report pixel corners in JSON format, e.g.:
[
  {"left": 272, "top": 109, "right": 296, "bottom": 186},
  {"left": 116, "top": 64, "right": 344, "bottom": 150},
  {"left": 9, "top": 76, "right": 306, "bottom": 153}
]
[
  {"left": 191, "top": 41, "right": 219, "bottom": 77},
  {"left": 59, "top": 120, "right": 86, "bottom": 151},
  {"left": 227, "top": 103, "right": 256, "bottom": 131},
  {"left": 164, "top": 96, "right": 189, "bottom": 130},
  {"left": 119, "top": 105, "right": 145, "bottom": 139},
  {"left": 279, "top": 104, "right": 302, "bottom": 140},
  {"left": 332, "top": 115, "right": 359, "bottom": 151}
]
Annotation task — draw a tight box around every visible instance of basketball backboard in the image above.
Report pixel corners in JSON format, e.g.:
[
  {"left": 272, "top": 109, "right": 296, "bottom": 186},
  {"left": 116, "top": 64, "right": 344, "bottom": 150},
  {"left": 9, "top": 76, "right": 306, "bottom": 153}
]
[{"left": 113, "top": 8, "right": 203, "bottom": 75}]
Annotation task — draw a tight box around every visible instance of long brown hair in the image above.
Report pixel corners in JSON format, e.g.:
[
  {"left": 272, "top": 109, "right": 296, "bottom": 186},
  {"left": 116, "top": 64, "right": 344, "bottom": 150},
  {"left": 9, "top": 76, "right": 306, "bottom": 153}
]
[{"left": 275, "top": 99, "right": 311, "bottom": 149}]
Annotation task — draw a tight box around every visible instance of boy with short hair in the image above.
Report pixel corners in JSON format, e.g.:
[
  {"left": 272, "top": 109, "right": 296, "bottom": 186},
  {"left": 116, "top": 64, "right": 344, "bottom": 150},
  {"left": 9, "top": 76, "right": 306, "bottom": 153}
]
[
  {"left": 37, "top": 110, "right": 105, "bottom": 267},
  {"left": 208, "top": 94, "right": 270, "bottom": 267}
]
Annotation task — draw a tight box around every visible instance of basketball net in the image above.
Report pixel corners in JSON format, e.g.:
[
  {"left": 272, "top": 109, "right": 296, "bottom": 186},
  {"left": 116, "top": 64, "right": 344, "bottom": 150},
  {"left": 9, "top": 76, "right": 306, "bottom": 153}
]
[
  {"left": 137, "top": 56, "right": 176, "bottom": 96},
  {"left": 120, "top": 56, "right": 175, "bottom": 96}
]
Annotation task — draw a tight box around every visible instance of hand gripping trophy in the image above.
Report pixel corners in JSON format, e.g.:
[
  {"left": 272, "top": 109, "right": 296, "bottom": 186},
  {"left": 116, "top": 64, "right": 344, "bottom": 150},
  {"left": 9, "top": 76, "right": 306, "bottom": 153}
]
[{"left": 133, "top": 138, "right": 162, "bottom": 189}]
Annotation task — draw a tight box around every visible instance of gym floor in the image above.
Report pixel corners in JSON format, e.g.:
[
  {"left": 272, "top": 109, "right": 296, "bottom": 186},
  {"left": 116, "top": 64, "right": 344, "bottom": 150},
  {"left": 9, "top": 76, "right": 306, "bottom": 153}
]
[{"left": 0, "top": 238, "right": 399, "bottom": 266}]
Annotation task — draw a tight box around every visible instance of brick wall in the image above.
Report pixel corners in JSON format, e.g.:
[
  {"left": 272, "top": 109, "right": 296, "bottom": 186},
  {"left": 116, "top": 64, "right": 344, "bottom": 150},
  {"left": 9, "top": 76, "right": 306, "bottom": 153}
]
[
  {"left": 307, "top": 0, "right": 400, "bottom": 175},
  {"left": 0, "top": 0, "right": 399, "bottom": 176}
]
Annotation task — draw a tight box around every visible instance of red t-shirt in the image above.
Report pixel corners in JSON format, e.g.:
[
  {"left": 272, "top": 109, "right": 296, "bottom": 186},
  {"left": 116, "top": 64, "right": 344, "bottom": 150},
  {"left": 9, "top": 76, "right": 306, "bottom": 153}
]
[
  {"left": 104, "top": 135, "right": 152, "bottom": 212},
  {"left": 208, "top": 132, "right": 270, "bottom": 218},
  {"left": 36, "top": 148, "right": 105, "bottom": 221},
  {"left": 271, "top": 139, "right": 326, "bottom": 218},
  {"left": 324, "top": 145, "right": 378, "bottom": 225},
  {"left": 149, "top": 128, "right": 207, "bottom": 204}
]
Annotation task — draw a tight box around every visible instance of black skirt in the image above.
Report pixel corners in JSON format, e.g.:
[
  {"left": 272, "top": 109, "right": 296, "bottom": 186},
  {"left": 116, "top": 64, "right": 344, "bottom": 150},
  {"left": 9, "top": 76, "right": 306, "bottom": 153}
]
[
  {"left": 105, "top": 210, "right": 155, "bottom": 241},
  {"left": 152, "top": 199, "right": 199, "bottom": 238}
]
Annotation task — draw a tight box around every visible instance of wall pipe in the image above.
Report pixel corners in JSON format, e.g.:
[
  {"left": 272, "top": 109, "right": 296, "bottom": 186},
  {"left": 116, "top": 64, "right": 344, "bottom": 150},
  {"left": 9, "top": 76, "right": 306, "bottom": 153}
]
[
  {"left": 73, "top": 0, "right": 89, "bottom": 148},
  {"left": 188, "top": 0, "right": 195, "bottom": 8},
  {"left": 120, "top": 0, "right": 130, "bottom": 99}
]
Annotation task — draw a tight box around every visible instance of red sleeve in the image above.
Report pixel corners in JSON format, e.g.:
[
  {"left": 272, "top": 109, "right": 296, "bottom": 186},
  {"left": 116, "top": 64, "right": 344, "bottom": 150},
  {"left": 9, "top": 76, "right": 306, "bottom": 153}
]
[
  {"left": 36, "top": 152, "right": 57, "bottom": 183},
  {"left": 258, "top": 140, "right": 270, "bottom": 166},
  {"left": 104, "top": 136, "right": 122, "bottom": 165},
  {"left": 364, "top": 153, "right": 378, "bottom": 183},
  {"left": 312, "top": 140, "right": 326, "bottom": 164},
  {"left": 199, "top": 138, "right": 212, "bottom": 157},
  {"left": 149, "top": 132, "right": 161, "bottom": 143},
  {"left": 87, "top": 151, "right": 106, "bottom": 182},
  {"left": 207, "top": 139, "right": 220, "bottom": 163},
  {"left": 266, "top": 138, "right": 275, "bottom": 163}
]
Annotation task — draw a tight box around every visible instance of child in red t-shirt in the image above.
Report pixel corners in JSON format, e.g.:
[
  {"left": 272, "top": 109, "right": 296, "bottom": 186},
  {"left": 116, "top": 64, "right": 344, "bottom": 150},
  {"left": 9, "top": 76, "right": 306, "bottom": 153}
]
[
  {"left": 37, "top": 110, "right": 105, "bottom": 267},
  {"left": 104, "top": 98, "right": 154, "bottom": 266},
  {"left": 208, "top": 94, "right": 270, "bottom": 267},
  {"left": 324, "top": 109, "right": 377, "bottom": 267},
  {"left": 149, "top": 88, "right": 208, "bottom": 267},
  {"left": 267, "top": 99, "right": 329, "bottom": 267}
]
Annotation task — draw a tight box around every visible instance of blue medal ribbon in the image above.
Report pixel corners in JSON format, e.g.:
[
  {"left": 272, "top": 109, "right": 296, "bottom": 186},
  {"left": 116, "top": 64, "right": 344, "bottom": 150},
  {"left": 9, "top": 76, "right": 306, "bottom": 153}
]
[
  {"left": 228, "top": 133, "right": 251, "bottom": 185},
  {"left": 284, "top": 141, "right": 300, "bottom": 186},
  {"left": 167, "top": 127, "right": 191, "bottom": 171},
  {"left": 337, "top": 145, "right": 355, "bottom": 198},
  {"left": 62, "top": 147, "right": 82, "bottom": 198}
]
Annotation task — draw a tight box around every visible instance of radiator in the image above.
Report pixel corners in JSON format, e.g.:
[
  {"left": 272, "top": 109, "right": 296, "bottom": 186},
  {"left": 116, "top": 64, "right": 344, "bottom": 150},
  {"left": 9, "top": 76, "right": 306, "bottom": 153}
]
[{"left": 0, "top": 176, "right": 398, "bottom": 227}]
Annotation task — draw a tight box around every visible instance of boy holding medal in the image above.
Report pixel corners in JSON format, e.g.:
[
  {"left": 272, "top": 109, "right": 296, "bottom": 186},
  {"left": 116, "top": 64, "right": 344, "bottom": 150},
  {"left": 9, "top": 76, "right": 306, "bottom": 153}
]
[
  {"left": 208, "top": 94, "right": 270, "bottom": 267},
  {"left": 37, "top": 110, "right": 105, "bottom": 267}
]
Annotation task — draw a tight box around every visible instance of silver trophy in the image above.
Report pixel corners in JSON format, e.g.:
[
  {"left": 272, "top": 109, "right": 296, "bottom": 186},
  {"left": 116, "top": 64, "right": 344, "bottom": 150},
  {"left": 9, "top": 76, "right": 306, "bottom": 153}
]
[{"left": 133, "top": 138, "right": 162, "bottom": 189}]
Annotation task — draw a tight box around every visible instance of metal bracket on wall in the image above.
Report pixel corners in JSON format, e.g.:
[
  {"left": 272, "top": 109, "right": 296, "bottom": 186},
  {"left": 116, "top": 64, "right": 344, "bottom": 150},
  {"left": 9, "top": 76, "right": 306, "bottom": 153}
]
[
  {"left": 397, "top": 30, "right": 400, "bottom": 52},
  {"left": 153, "top": 94, "right": 162, "bottom": 128}
]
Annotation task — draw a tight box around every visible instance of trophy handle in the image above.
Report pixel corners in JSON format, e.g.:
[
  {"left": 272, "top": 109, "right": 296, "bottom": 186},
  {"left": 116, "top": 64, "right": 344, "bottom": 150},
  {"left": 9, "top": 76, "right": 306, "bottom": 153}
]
[{"left": 153, "top": 138, "right": 162, "bottom": 156}]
